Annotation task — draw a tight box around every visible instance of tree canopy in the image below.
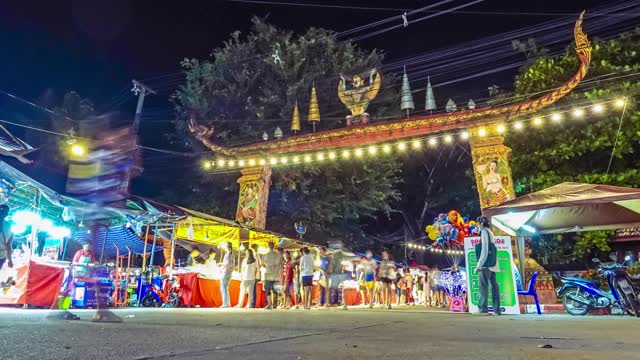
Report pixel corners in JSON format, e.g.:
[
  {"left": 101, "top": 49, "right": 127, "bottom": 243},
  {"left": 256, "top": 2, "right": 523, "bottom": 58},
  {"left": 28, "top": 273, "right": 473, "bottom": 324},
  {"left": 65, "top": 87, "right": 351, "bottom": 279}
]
[
  {"left": 507, "top": 33, "right": 640, "bottom": 260},
  {"left": 170, "top": 18, "right": 402, "bottom": 246}
]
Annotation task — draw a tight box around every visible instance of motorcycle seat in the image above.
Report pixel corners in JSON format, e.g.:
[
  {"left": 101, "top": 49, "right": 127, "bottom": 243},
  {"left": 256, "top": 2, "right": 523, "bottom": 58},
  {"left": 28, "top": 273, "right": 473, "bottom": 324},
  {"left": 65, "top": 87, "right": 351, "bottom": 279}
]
[{"left": 562, "top": 277, "right": 600, "bottom": 285}]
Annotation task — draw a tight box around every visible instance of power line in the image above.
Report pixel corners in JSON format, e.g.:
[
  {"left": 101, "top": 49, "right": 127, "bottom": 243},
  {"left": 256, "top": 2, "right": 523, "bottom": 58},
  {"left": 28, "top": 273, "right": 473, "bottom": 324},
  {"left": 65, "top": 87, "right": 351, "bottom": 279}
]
[
  {"left": 222, "top": 0, "right": 413, "bottom": 12},
  {"left": 222, "top": 0, "right": 640, "bottom": 17},
  {"left": 348, "top": 0, "right": 486, "bottom": 42}
]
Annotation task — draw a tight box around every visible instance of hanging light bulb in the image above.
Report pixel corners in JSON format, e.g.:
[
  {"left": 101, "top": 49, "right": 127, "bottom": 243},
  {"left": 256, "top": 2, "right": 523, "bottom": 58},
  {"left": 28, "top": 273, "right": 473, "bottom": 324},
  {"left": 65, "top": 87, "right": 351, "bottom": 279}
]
[
  {"left": 270, "top": 158, "right": 278, "bottom": 165},
  {"left": 382, "top": 144, "right": 391, "bottom": 153},
  {"left": 572, "top": 108, "right": 585, "bottom": 118},
  {"left": 203, "top": 161, "right": 212, "bottom": 170},
  {"left": 280, "top": 157, "right": 288, "bottom": 164},
  {"left": 259, "top": 159, "right": 266, "bottom": 166},
  {"left": 496, "top": 124, "right": 505, "bottom": 134},
  {"left": 354, "top": 148, "right": 363, "bottom": 157},
  {"left": 218, "top": 159, "right": 226, "bottom": 167},
  {"left": 513, "top": 121, "right": 523, "bottom": 130},
  {"left": 615, "top": 98, "right": 626, "bottom": 108},
  {"left": 551, "top": 113, "right": 562, "bottom": 122},
  {"left": 238, "top": 160, "right": 246, "bottom": 167},
  {"left": 342, "top": 150, "right": 351, "bottom": 159},
  {"left": 428, "top": 138, "right": 437, "bottom": 146},
  {"left": 533, "top": 117, "right": 543, "bottom": 126},
  {"left": 460, "top": 132, "right": 469, "bottom": 140},
  {"left": 293, "top": 156, "right": 300, "bottom": 164},
  {"left": 328, "top": 151, "right": 337, "bottom": 160},
  {"left": 248, "top": 159, "right": 256, "bottom": 166},
  {"left": 478, "top": 128, "right": 487, "bottom": 137},
  {"left": 593, "top": 104, "right": 604, "bottom": 113},
  {"left": 228, "top": 160, "right": 236, "bottom": 167},
  {"left": 368, "top": 146, "right": 377, "bottom": 155},
  {"left": 316, "top": 153, "right": 325, "bottom": 161},
  {"left": 444, "top": 135, "right": 453, "bottom": 143},
  {"left": 397, "top": 142, "right": 407, "bottom": 151},
  {"left": 304, "top": 155, "right": 312, "bottom": 163},
  {"left": 412, "top": 140, "right": 422, "bottom": 149}
]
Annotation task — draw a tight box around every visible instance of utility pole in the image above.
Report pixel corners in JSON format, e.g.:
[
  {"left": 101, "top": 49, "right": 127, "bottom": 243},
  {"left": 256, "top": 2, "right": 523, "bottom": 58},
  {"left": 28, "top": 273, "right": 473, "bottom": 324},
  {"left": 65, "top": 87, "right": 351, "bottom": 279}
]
[{"left": 130, "top": 80, "right": 157, "bottom": 134}]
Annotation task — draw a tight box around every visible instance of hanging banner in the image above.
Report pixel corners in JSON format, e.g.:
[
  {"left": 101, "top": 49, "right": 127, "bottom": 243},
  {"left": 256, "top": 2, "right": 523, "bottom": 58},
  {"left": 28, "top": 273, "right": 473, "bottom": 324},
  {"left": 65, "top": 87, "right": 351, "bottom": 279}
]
[{"left": 464, "top": 236, "right": 520, "bottom": 315}]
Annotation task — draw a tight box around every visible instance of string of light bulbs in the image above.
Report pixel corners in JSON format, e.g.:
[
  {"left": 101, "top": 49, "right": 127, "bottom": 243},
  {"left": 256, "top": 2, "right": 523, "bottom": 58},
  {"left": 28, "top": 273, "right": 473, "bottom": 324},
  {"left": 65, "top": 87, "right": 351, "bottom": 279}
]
[{"left": 201, "top": 97, "right": 629, "bottom": 172}]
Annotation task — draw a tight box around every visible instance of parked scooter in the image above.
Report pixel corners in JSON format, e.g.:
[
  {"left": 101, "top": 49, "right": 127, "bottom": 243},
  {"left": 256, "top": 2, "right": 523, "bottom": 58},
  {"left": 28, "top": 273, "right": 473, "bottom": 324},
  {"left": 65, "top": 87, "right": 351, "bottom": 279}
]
[
  {"left": 141, "top": 275, "right": 181, "bottom": 308},
  {"left": 557, "top": 256, "right": 640, "bottom": 317}
]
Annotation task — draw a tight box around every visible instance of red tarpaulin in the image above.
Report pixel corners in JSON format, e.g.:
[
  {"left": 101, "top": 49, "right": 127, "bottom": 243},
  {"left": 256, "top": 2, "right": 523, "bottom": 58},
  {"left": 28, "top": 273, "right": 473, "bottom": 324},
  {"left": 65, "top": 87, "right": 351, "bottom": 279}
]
[
  {"left": 177, "top": 274, "right": 364, "bottom": 307},
  {"left": 0, "top": 261, "right": 65, "bottom": 307}
]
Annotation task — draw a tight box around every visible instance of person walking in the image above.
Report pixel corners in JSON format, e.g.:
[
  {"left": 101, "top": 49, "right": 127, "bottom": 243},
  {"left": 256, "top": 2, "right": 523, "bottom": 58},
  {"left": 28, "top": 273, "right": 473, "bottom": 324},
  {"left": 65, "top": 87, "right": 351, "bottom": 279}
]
[
  {"left": 362, "top": 251, "right": 377, "bottom": 308},
  {"left": 316, "top": 247, "right": 330, "bottom": 307},
  {"left": 281, "top": 251, "right": 294, "bottom": 309},
  {"left": 220, "top": 242, "right": 234, "bottom": 308},
  {"left": 262, "top": 242, "right": 282, "bottom": 310},
  {"left": 236, "top": 248, "right": 257, "bottom": 308},
  {"left": 299, "top": 247, "right": 314, "bottom": 310},
  {"left": 475, "top": 216, "right": 501, "bottom": 316},
  {"left": 292, "top": 251, "right": 301, "bottom": 309},
  {"left": 379, "top": 251, "right": 396, "bottom": 309},
  {"left": 0, "top": 205, "right": 14, "bottom": 270},
  {"left": 250, "top": 244, "right": 261, "bottom": 308}
]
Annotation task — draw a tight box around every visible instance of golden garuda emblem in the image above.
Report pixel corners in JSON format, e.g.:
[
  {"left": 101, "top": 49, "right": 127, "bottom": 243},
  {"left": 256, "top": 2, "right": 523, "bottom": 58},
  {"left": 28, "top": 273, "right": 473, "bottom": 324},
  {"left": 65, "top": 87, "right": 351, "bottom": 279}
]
[{"left": 338, "top": 69, "right": 381, "bottom": 116}]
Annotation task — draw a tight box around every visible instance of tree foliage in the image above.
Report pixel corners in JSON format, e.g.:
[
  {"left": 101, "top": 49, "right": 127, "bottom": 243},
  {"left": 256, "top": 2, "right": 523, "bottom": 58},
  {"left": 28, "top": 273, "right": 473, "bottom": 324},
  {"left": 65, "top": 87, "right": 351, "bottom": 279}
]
[
  {"left": 508, "top": 33, "right": 640, "bottom": 260},
  {"left": 170, "top": 18, "right": 402, "bottom": 245}
]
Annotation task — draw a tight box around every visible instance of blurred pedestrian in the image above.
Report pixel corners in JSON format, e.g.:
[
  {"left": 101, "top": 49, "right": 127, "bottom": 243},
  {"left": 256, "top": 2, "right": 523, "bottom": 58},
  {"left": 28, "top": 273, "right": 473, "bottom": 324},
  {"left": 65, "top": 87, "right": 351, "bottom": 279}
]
[
  {"left": 220, "top": 242, "right": 234, "bottom": 308},
  {"left": 250, "top": 244, "right": 261, "bottom": 308},
  {"left": 262, "top": 242, "right": 282, "bottom": 310},
  {"left": 236, "top": 248, "right": 257, "bottom": 308},
  {"left": 281, "top": 251, "right": 294, "bottom": 309},
  {"left": 316, "top": 248, "right": 330, "bottom": 307},
  {"left": 379, "top": 251, "right": 396, "bottom": 309}
]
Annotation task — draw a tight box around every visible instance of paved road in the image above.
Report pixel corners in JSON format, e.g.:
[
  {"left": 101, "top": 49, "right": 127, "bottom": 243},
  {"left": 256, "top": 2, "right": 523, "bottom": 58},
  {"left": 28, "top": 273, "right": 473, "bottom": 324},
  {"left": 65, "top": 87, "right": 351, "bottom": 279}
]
[{"left": 0, "top": 306, "right": 639, "bottom": 360}]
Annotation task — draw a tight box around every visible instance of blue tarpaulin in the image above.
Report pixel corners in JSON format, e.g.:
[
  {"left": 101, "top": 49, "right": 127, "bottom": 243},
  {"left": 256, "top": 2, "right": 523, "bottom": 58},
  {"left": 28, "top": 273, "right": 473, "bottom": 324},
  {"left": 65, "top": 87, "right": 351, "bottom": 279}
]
[{"left": 72, "top": 225, "right": 162, "bottom": 259}]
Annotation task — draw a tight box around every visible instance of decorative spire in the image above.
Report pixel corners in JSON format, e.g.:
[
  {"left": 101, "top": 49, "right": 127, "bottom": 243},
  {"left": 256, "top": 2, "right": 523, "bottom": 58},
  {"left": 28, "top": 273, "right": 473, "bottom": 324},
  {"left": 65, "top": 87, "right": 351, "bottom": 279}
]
[
  {"left": 291, "top": 101, "right": 301, "bottom": 134},
  {"left": 445, "top": 99, "right": 457, "bottom": 113},
  {"left": 467, "top": 99, "right": 476, "bottom": 110},
  {"left": 400, "top": 66, "right": 415, "bottom": 117},
  {"left": 308, "top": 83, "right": 320, "bottom": 132},
  {"left": 262, "top": 131, "right": 269, "bottom": 141},
  {"left": 425, "top": 76, "right": 436, "bottom": 113},
  {"left": 274, "top": 126, "right": 283, "bottom": 139}
]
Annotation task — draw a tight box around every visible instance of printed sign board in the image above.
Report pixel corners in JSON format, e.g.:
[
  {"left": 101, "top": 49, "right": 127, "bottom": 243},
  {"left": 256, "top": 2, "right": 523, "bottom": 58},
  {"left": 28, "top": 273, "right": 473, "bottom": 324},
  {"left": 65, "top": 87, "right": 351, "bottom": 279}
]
[{"left": 464, "top": 236, "right": 520, "bottom": 315}]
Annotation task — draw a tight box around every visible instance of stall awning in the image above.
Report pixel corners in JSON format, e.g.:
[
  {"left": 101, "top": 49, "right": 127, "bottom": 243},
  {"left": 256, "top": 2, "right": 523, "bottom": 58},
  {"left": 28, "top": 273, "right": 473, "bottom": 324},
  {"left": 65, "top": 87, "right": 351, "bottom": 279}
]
[
  {"left": 484, "top": 182, "right": 640, "bottom": 235},
  {"left": 73, "top": 225, "right": 162, "bottom": 258}
]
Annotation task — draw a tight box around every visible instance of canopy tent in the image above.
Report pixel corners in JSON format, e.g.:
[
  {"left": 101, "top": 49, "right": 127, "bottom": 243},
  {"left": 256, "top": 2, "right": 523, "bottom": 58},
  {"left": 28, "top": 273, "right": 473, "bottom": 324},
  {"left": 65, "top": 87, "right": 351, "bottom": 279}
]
[
  {"left": 484, "top": 182, "right": 640, "bottom": 277},
  {"left": 485, "top": 182, "right": 640, "bottom": 235}
]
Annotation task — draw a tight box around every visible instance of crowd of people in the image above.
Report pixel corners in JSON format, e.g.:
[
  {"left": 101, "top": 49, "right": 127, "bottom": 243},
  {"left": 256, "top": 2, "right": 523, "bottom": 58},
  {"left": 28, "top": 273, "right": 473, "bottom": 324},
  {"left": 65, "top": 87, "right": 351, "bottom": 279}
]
[
  {"left": 203, "top": 241, "right": 455, "bottom": 310},
  {"left": 184, "top": 215, "right": 502, "bottom": 314}
]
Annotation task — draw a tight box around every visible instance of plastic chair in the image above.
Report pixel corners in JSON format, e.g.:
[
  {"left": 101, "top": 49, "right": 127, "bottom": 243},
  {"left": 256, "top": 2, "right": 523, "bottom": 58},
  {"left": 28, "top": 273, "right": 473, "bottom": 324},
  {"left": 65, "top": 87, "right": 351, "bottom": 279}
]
[{"left": 518, "top": 272, "right": 541, "bottom": 315}]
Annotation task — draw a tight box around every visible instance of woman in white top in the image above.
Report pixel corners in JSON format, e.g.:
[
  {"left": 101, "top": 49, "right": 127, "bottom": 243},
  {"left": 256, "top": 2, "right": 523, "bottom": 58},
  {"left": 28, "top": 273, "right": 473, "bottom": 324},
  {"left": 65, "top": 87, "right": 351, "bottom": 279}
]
[{"left": 236, "top": 249, "right": 258, "bottom": 308}]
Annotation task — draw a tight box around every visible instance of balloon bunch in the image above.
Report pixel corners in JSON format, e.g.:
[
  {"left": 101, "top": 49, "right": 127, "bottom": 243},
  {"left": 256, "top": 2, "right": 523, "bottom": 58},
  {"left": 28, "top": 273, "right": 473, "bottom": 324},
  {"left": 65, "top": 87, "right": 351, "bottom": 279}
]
[{"left": 425, "top": 210, "right": 479, "bottom": 248}]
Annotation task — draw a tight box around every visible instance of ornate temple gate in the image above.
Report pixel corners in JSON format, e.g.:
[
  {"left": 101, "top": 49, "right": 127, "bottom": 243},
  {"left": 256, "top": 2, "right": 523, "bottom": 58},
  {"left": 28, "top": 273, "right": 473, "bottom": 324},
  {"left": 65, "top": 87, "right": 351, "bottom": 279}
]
[{"left": 190, "top": 13, "right": 592, "bottom": 305}]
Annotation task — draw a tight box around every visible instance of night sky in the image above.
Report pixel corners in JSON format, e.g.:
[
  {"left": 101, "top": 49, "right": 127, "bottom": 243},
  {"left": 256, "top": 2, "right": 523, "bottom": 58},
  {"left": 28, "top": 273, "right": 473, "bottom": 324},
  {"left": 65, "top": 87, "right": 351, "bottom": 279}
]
[{"left": 0, "top": 0, "right": 621, "bottom": 197}]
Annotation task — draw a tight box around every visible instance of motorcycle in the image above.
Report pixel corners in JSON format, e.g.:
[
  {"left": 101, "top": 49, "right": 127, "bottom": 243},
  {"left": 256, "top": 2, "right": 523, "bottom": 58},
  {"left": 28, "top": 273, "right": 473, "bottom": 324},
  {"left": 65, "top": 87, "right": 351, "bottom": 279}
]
[
  {"left": 557, "top": 256, "right": 640, "bottom": 317},
  {"left": 141, "top": 275, "right": 181, "bottom": 308}
]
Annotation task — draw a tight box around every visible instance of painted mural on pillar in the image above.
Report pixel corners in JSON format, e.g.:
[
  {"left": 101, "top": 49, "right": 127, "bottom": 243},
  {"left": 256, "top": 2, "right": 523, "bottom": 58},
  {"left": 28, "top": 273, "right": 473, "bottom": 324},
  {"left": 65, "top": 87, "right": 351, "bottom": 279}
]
[
  {"left": 236, "top": 183, "right": 259, "bottom": 226},
  {"left": 235, "top": 166, "right": 272, "bottom": 229},
  {"left": 471, "top": 138, "right": 516, "bottom": 209}
]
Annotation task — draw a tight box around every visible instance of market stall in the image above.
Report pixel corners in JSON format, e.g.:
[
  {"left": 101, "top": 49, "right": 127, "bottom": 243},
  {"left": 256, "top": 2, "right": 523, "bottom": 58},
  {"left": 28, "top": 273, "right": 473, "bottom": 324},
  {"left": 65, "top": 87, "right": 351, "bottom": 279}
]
[
  {"left": 485, "top": 182, "right": 640, "bottom": 305},
  {"left": 0, "top": 260, "right": 66, "bottom": 307}
]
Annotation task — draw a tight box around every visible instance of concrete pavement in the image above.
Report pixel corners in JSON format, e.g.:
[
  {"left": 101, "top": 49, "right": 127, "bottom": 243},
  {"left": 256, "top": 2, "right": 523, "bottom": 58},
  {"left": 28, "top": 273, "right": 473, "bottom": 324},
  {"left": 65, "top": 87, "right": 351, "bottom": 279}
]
[{"left": 0, "top": 306, "right": 638, "bottom": 359}]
